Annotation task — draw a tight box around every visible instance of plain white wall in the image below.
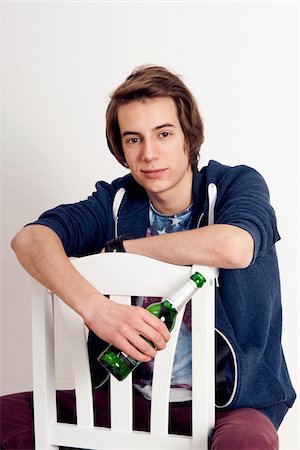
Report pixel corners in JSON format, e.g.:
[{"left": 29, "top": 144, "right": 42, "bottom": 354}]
[{"left": 1, "top": 2, "right": 298, "bottom": 449}]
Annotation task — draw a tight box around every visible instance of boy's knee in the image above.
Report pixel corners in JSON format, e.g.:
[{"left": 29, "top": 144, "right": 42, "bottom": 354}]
[
  {"left": 0, "top": 392, "right": 34, "bottom": 450},
  {"left": 212, "top": 408, "right": 279, "bottom": 450}
]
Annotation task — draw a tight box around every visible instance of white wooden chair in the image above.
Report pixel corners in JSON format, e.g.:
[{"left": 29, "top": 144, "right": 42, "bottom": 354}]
[{"left": 31, "top": 253, "right": 216, "bottom": 450}]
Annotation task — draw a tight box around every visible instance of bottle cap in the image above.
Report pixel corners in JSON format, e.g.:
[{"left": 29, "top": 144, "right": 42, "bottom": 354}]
[{"left": 190, "top": 272, "right": 206, "bottom": 288}]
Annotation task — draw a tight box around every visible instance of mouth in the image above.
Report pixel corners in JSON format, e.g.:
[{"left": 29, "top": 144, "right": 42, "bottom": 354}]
[{"left": 141, "top": 168, "right": 168, "bottom": 179}]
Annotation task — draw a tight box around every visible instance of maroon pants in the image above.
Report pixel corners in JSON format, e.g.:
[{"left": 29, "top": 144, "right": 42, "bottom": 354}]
[{"left": 0, "top": 389, "right": 279, "bottom": 450}]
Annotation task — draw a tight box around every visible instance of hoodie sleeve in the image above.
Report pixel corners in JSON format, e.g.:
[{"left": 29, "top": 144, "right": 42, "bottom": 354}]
[
  {"left": 215, "top": 165, "right": 280, "bottom": 264},
  {"left": 26, "top": 181, "right": 115, "bottom": 257}
]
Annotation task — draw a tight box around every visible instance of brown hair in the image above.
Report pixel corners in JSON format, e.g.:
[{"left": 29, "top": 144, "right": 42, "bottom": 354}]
[{"left": 106, "top": 65, "right": 204, "bottom": 168}]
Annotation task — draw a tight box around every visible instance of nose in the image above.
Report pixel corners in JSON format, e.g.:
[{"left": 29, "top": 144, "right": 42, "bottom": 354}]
[{"left": 141, "top": 139, "right": 160, "bottom": 162}]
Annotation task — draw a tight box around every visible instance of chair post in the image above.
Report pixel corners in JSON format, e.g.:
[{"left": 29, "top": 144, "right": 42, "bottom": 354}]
[
  {"left": 31, "top": 280, "right": 58, "bottom": 450},
  {"left": 191, "top": 265, "right": 215, "bottom": 449},
  {"left": 56, "top": 296, "right": 94, "bottom": 428}
]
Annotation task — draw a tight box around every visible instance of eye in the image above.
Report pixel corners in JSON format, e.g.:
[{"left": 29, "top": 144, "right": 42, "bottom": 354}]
[
  {"left": 126, "top": 137, "right": 141, "bottom": 144},
  {"left": 160, "top": 131, "right": 171, "bottom": 138}
]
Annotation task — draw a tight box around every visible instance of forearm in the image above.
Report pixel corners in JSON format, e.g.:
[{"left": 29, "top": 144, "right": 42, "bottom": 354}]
[
  {"left": 11, "top": 225, "right": 104, "bottom": 318},
  {"left": 11, "top": 225, "right": 169, "bottom": 361},
  {"left": 124, "top": 224, "right": 254, "bottom": 269}
]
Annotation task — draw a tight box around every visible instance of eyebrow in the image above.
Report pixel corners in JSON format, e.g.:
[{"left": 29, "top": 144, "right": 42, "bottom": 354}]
[{"left": 121, "top": 123, "right": 175, "bottom": 137}]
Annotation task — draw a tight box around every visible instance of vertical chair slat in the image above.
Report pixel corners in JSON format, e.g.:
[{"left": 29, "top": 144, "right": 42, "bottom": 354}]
[
  {"left": 150, "top": 308, "right": 184, "bottom": 435},
  {"left": 56, "top": 296, "right": 94, "bottom": 428},
  {"left": 110, "top": 375, "right": 133, "bottom": 431},
  {"left": 109, "top": 295, "right": 133, "bottom": 432},
  {"left": 32, "top": 280, "right": 58, "bottom": 450}
]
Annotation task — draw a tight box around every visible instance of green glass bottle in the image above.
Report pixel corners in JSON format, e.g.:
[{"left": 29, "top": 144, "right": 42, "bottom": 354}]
[{"left": 98, "top": 272, "right": 206, "bottom": 381}]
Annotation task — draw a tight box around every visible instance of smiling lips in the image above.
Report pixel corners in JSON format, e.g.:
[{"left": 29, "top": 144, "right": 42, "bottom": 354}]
[{"left": 141, "top": 168, "right": 168, "bottom": 178}]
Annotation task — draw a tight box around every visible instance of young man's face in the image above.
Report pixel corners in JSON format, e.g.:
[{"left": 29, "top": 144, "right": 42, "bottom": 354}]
[{"left": 117, "top": 97, "right": 193, "bottom": 214}]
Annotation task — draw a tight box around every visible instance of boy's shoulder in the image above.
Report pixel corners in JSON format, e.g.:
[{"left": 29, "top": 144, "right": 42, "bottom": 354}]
[{"left": 203, "top": 159, "right": 267, "bottom": 191}]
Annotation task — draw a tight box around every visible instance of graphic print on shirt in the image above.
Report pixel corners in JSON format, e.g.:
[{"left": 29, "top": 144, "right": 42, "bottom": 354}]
[{"left": 133, "top": 202, "right": 194, "bottom": 399}]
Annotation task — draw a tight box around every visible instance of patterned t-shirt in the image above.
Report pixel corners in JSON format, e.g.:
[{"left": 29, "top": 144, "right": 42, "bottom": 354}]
[{"left": 133, "top": 202, "right": 193, "bottom": 402}]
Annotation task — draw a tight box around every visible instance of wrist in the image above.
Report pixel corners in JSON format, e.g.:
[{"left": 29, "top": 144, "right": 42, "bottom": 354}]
[
  {"left": 80, "top": 291, "right": 109, "bottom": 328},
  {"left": 104, "top": 234, "right": 134, "bottom": 253}
]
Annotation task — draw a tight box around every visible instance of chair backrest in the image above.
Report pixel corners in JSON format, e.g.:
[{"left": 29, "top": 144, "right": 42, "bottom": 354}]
[{"left": 32, "top": 253, "right": 216, "bottom": 450}]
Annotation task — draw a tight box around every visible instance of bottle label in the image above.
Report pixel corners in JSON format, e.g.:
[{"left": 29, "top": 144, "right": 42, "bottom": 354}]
[
  {"left": 119, "top": 351, "right": 138, "bottom": 366},
  {"left": 169, "top": 279, "right": 198, "bottom": 311}
]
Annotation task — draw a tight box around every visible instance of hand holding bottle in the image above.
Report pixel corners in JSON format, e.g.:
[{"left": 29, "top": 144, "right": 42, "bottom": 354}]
[
  {"left": 83, "top": 293, "right": 170, "bottom": 363},
  {"left": 98, "top": 272, "right": 206, "bottom": 381}
]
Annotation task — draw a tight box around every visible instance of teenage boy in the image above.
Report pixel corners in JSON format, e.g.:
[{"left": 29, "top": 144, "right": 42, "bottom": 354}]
[{"left": 1, "top": 65, "right": 296, "bottom": 449}]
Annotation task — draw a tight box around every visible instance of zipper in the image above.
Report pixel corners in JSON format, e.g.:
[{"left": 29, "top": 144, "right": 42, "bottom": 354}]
[
  {"left": 113, "top": 187, "right": 126, "bottom": 238},
  {"left": 215, "top": 328, "right": 238, "bottom": 408},
  {"left": 209, "top": 183, "right": 219, "bottom": 287},
  {"left": 196, "top": 212, "right": 205, "bottom": 228}
]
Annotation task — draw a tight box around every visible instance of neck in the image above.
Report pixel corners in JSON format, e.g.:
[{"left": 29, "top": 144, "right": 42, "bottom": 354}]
[
  {"left": 148, "top": 167, "right": 193, "bottom": 215},
  {"left": 150, "top": 195, "right": 192, "bottom": 216}
]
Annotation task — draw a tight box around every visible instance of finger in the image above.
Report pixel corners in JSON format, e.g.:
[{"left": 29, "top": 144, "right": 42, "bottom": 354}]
[
  {"left": 129, "top": 333, "right": 157, "bottom": 359},
  {"left": 142, "top": 309, "right": 171, "bottom": 343},
  {"left": 114, "top": 305, "right": 169, "bottom": 347},
  {"left": 119, "top": 322, "right": 158, "bottom": 358},
  {"left": 114, "top": 335, "right": 154, "bottom": 363},
  {"left": 138, "top": 323, "right": 168, "bottom": 351}
]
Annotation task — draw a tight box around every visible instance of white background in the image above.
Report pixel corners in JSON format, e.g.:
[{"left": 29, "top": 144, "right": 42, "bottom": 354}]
[{"left": 1, "top": 1, "right": 299, "bottom": 449}]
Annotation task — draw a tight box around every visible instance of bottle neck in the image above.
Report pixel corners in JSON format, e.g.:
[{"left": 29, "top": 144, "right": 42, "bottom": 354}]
[{"left": 166, "top": 279, "right": 198, "bottom": 312}]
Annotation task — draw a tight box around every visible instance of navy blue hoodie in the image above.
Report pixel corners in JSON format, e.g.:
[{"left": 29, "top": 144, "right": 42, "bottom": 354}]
[{"left": 32, "top": 160, "right": 296, "bottom": 429}]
